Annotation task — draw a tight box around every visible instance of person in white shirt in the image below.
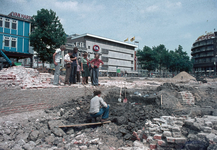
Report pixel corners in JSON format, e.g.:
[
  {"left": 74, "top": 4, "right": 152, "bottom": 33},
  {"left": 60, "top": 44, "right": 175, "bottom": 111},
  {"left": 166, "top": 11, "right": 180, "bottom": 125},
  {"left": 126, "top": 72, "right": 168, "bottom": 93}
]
[
  {"left": 53, "top": 45, "right": 66, "bottom": 85},
  {"left": 64, "top": 51, "right": 72, "bottom": 85},
  {"left": 89, "top": 90, "right": 110, "bottom": 122}
]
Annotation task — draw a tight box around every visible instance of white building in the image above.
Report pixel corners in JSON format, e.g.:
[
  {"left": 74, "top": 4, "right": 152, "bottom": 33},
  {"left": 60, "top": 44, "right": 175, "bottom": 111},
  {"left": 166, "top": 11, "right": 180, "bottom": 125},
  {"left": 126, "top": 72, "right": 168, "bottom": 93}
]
[{"left": 66, "top": 33, "right": 137, "bottom": 75}]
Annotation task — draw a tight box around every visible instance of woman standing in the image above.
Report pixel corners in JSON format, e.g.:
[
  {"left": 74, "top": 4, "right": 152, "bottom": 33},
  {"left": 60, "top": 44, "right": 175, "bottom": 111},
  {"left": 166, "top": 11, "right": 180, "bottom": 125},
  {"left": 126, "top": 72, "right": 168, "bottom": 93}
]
[{"left": 81, "top": 52, "right": 90, "bottom": 84}]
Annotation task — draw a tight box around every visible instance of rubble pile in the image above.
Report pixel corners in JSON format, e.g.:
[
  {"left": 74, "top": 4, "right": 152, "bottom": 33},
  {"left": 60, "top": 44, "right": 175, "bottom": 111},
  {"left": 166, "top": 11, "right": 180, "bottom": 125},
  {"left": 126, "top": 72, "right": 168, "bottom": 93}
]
[
  {"left": 0, "top": 66, "right": 56, "bottom": 89},
  {"left": 1, "top": 98, "right": 217, "bottom": 150},
  {"left": 0, "top": 82, "right": 217, "bottom": 149}
]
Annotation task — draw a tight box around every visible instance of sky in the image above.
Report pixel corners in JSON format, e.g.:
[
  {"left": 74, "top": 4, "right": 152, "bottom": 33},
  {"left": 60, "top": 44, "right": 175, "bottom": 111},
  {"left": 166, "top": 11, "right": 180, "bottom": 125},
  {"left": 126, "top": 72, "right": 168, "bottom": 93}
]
[{"left": 1, "top": 0, "right": 217, "bottom": 57}]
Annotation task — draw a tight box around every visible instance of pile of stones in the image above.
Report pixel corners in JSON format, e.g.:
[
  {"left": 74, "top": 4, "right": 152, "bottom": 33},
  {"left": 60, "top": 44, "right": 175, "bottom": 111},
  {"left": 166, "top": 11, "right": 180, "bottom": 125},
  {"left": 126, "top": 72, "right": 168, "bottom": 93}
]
[
  {"left": 0, "top": 66, "right": 55, "bottom": 89},
  {"left": 128, "top": 115, "right": 217, "bottom": 150}
]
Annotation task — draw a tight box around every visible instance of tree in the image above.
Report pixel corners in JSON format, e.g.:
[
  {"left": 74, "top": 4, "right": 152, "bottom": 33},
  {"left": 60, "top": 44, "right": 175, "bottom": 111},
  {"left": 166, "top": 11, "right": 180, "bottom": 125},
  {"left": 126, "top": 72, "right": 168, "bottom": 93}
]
[
  {"left": 30, "top": 9, "right": 66, "bottom": 66},
  {"left": 174, "top": 45, "right": 192, "bottom": 72},
  {"left": 152, "top": 44, "right": 167, "bottom": 75},
  {"left": 136, "top": 46, "right": 158, "bottom": 73},
  {"left": 136, "top": 44, "right": 193, "bottom": 76}
]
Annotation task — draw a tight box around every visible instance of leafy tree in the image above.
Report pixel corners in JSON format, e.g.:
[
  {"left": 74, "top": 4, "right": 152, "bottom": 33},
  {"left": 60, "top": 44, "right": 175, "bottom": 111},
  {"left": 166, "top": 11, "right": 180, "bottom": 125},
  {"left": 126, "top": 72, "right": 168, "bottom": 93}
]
[
  {"left": 136, "top": 44, "right": 193, "bottom": 75},
  {"left": 30, "top": 9, "right": 66, "bottom": 66},
  {"left": 136, "top": 46, "right": 158, "bottom": 73},
  {"left": 174, "top": 45, "right": 192, "bottom": 72},
  {"left": 152, "top": 44, "right": 167, "bottom": 74}
]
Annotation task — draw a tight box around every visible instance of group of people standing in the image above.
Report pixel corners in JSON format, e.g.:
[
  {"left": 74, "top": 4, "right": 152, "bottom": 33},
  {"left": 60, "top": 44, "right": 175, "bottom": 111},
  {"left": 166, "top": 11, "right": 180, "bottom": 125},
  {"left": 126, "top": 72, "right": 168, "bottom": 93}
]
[{"left": 53, "top": 45, "right": 104, "bottom": 86}]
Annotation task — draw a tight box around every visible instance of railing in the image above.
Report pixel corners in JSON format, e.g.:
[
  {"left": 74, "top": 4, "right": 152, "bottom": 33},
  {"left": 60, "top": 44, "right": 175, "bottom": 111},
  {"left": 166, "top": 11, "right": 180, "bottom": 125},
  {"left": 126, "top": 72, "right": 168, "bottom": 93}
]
[{"left": 192, "top": 41, "right": 213, "bottom": 49}]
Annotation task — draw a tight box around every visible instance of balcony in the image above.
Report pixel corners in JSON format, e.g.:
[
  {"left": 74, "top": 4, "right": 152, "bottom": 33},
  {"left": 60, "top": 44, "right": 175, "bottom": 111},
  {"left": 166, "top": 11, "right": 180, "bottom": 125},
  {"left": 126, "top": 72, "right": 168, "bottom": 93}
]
[
  {"left": 191, "top": 41, "right": 214, "bottom": 49},
  {"left": 191, "top": 48, "right": 214, "bottom": 55}
]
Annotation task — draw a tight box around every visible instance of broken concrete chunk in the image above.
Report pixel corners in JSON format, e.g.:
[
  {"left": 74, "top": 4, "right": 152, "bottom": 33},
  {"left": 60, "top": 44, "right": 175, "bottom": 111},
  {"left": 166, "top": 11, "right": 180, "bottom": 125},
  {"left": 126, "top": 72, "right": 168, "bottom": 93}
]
[
  {"left": 172, "top": 132, "right": 182, "bottom": 138},
  {"left": 29, "top": 130, "right": 39, "bottom": 141},
  {"left": 163, "top": 131, "right": 172, "bottom": 137}
]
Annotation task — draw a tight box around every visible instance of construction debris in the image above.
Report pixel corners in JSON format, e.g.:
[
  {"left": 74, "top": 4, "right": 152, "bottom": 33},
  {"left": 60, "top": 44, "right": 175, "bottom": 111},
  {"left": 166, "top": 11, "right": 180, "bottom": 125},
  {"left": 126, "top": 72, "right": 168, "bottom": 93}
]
[
  {"left": 0, "top": 69, "right": 217, "bottom": 149},
  {"left": 0, "top": 66, "right": 56, "bottom": 89}
]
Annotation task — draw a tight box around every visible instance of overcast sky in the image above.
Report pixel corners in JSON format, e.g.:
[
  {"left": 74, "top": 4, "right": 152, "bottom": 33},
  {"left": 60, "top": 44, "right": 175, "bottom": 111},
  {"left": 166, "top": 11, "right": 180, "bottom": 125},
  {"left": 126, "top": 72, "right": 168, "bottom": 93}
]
[{"left": 1, "top": 0, "right": 217, "bottom": 56}]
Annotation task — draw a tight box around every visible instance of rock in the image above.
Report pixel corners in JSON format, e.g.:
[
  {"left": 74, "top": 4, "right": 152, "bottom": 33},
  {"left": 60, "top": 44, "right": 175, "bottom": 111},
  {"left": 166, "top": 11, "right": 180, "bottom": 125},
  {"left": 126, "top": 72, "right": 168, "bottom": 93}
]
[
  {"left": 147, "top": 136, "right": 154, "bottom": 143},
  {"left": 16, "top": 132, "right": 29, "bottom": 142},
  {"left": 185, "top": 136, "right": 209, "bottom": 150},
  {"left": 66, "top": 129, "right": 74, "bottom": 135},
  {"left": 185, "top": 122, "right": 201, "bottom": 131},
  {"left": 17, "top": 139, "right": 26, "bottom": 146},
  {"left": 53, "top": 138, "right": 61, "bottom": 146},
  {"left": 48, "top": 120, "right": 65, "bottom": 137},
  {"left": 3, "top": 134, "right": 11, "bottom": 141},
  {"left": 88, "top": 145, "right": 98, "bottom": 150},
  {"left": 207, "top": 144, "right": 217, "bottom": 150},
  {"left": 22, "top": 143, "right": 34, "bottom": 150},
  {"left": 4, "top": 128, "right": 11, "bottom": 135},
  {"left": 124, "top": 133, "right": 132, "bottom": 140},
  {"left": 45, "top": 136, "right": 55, "bottom": 144},
  {"left": 79, "top": 145, "right": 87, "bottom": 150},
  {"left": 212, "top": 110, "right": 217, "bottom": 116},
  {"left": 89, "top": 138, "right": 100, "bottom": 144},
  {"left": 116, "top": 116, "right": 128, "bottom": 125},
  {"left": 29, "top": 131, "right": 39, "bottom": 141},
  {"left": 205, "top": 121, "right": 213, "bottom": 127},
  {"left": 203, "top": 127, "right": 212, "bottom": 133},
  {"left": 119, "top": 127, "right": 128, "bottom": 134},
  {"left": 98, "top": 145, "right": 110, "bottom": 150},
  {"left": 172, "top": 132, "right": 182, "bottom": 138},
  {"left": 12, "top": 144, "right": 23, "bottom": 150},
  {"left": 132, "top": 141, "right": 147, "bottom": 150}
]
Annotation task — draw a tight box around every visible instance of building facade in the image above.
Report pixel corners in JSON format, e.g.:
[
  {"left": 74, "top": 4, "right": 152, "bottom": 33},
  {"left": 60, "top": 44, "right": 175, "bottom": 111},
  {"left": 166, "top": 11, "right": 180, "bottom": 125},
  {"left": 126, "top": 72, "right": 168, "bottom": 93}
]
[
  {"left": 0, "top": 12, "right": 33, "bottom": 68},
  {"left": 191, "top": 32, "right": 217, "bottom": 74},
  {"left": 66, "top": 33, "right": 137, "bottom": 74}
]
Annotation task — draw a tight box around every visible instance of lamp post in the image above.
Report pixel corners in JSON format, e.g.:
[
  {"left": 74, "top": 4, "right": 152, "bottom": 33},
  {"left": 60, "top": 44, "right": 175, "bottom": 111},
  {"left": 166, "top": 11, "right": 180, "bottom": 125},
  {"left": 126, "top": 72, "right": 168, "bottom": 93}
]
[
  {"left": 215, "top": 55, "right": 217, "bottom": 76},
  {"left": 116, "top": 66, "right": 118, "bottom": 77}
]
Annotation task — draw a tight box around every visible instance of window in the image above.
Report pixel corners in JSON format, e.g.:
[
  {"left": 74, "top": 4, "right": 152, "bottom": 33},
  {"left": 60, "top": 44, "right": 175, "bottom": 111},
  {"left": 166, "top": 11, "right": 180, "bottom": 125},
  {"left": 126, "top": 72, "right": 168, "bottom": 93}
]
[
  {"left": 0, "top": 17, "right": 2, "bottom": 27},
  {"left": 5, "top": 18, "right": 10, "bottom": 28},
  {"left": 101, "top": 49, "right": 109, "bottom": 54},
  {"left": 4, "top": 37, "right": 10, "bottom": 47},
  {"left": 11, "top": 38, "right": 17, "bottom": 47},
  {"left": 101, "top": 56, "right": 109, "bottom": 62},
  {"left": 131, "top": 54, "right": 133, "bottom": 57},
  {"left": 80, "top": 42, "right": 84, "bottom": 47},
  {"left": 88, "top": 46, "right": 90, "bottom": 49},
  {"left": 131, "top": 61, "right": 133, "bottom": 64},
  {"left": 12, "top": 20, "right": 17, "bottom": 30}
]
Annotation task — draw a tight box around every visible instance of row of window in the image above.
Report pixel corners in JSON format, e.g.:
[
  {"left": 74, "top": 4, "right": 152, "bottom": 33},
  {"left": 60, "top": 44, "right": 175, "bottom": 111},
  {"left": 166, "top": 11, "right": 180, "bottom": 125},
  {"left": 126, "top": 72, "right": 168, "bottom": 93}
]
[
  {"left": 193, "top": 40, "right": 214, "bottom": 47},
  {"left": 0, "top": 17, "right": 17, "bottom": 30},
  {"left": 4, "top": 36, "right": 17, "bottom": 47},
  {"left": 195, "top": 57, "right": 215, "bottom": 63},
  {"left": 195, "top": 67, "right": 214, "bottom": 71}
]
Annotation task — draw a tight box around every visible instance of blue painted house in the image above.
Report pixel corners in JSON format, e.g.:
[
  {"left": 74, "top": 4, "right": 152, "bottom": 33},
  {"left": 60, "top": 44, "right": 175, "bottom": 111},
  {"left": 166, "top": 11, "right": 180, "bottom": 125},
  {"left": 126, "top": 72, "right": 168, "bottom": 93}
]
[{"left": 0, "top": 12, "right": 33, "bottom": 68}]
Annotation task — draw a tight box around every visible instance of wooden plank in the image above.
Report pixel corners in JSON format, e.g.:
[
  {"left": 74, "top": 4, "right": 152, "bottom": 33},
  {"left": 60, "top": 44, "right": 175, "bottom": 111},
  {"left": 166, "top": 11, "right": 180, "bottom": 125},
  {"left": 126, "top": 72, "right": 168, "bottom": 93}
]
[{"left": 58, "top": 121, "right": 111, "bottom": 128}]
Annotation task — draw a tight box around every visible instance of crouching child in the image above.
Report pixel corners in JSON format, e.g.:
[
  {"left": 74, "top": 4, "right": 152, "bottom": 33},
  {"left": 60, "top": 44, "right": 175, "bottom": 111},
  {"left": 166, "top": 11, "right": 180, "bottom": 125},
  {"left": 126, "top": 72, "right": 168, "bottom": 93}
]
[{"left": 89, "top": 90, "right": 110, "bottom": 122}]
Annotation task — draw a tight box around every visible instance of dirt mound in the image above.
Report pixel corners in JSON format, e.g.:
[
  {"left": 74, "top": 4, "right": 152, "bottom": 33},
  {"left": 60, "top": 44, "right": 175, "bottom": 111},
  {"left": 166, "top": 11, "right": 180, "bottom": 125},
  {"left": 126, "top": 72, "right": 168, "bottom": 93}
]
[{"left": 173, "top": 71, "right": 196, "bottom": 81}]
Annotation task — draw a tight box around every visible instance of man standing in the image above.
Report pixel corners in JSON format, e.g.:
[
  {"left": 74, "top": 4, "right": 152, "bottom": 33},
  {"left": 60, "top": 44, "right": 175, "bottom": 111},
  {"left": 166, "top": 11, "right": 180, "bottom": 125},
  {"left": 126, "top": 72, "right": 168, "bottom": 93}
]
[
  {"left": 64, "top": 50, "right": 72, "bottom": 85},
  {"left": 89, "top": 90, "right": 109, "bottom": 122},
  {"left": 53, "top": 45, "right": 66, "bottom": 85},
  {"left": 90, "top": 53, "right": 104, "bottom": 86},
  {"left": 69, "top": 47, "right": 78, "bottom": 84}
]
